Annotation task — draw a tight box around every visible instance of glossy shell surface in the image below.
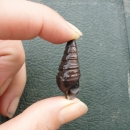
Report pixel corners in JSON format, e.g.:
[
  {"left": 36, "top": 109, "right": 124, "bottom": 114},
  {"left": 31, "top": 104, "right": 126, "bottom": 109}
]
[{"left": 56, "top": 40, "right": 80, "bottom": 100}]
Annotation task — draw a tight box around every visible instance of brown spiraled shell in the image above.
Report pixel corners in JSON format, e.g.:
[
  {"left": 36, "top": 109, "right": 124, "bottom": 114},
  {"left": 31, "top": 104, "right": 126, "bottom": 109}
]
[{"left": 56, "top": 40, "right": 80, "bottom": 100}]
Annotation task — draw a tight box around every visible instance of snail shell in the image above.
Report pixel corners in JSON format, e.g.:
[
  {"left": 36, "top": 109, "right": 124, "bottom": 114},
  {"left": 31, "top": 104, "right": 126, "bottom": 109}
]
[{"left": 56, "top": 40, "right": 80, "bottom": 100}]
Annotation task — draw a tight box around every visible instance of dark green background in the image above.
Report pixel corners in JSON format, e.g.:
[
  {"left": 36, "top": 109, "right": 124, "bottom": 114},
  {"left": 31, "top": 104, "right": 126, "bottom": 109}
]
[{"left": 0, "top": 0, "right": 130, "bottom": 129}]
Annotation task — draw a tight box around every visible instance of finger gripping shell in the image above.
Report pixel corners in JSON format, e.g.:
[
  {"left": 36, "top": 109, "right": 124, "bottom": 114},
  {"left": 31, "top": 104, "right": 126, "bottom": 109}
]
[{"left": 56, "top": 40, "right": 80, "bottom": 100}]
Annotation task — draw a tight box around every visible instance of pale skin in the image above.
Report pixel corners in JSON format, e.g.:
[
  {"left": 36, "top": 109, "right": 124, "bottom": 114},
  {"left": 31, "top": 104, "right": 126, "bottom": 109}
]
[{"left": 0, "top": 0, "right": 88, "bottom": 130}]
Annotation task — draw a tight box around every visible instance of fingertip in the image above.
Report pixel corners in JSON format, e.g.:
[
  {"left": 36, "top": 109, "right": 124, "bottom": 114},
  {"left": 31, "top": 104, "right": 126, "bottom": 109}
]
[
  {"left": 0, "top": 0, "right": 82, "bottom": 43},
  {"left": 59, "top": 99, "right": 88, "bottom": 124},
  {"left": 38, "top": 6, "right": 82, "bottom": 44},
  {"left": 0, "top": 96, "right": 87, "bottom": 130},
  {"left": 22, "top": 96, "right": 88, "bottom": 129},
  {"left": 7, "top": 97, "right": 20, "bottom": 118},
  {"left": 66, "top": 21, "right": 83, "bottom": 39},
  {"left": 0, "top": 63, "right": 26, "bottom": 118},
  {"left": 40, "top": 96, "right": 88, "bottom": 125}
]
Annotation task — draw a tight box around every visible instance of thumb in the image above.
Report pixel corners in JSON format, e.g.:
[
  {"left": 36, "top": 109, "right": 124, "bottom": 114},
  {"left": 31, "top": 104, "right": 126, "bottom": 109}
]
[{"left": 0, "top": 96, "right": 88, "bottom": 130}]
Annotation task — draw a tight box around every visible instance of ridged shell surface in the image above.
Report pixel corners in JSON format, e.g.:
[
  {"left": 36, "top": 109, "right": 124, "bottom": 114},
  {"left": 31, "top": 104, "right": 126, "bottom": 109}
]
[{"left": 56, "top": 40, "right": 80, "bottom": 100}]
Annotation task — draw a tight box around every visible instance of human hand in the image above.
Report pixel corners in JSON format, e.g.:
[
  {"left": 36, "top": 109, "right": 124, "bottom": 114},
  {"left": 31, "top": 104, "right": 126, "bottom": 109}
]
[
  {"left": 1, "top": 96, "right": 87, "bottom": 130},
  {"left": 0, "top": 0, "right": 87, "bottom": 129}
]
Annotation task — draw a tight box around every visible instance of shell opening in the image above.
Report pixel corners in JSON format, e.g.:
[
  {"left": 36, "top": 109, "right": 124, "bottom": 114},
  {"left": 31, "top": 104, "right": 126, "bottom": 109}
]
[{"left": 66, "top": 87, "right": 79, "bottom": 100}]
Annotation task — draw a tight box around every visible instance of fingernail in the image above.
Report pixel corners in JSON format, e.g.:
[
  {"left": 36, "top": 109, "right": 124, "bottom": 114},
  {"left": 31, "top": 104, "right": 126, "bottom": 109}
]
[
  {"left": 60, "top": 101, "right": 88, "bottom": 124},
  {"left": 66, "top": 21, "right": 83, "bottom": 39},
  {"left": 7, "top": 97, "right": 20, "bottom": 118},
  {"left": 0, "top": 78, "right": 12, "bottom": 96}
]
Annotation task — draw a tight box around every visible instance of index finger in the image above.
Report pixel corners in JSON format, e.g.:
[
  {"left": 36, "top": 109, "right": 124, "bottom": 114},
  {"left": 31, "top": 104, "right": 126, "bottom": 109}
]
[{"left": 0, "top": 0, "right": 82, "bottom": 44}]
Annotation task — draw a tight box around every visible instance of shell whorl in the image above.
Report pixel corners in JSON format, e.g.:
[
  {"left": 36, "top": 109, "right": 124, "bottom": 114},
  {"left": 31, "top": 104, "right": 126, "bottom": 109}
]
[{"left": 56, "top": 40, "right": 80, "bottom": 100}]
